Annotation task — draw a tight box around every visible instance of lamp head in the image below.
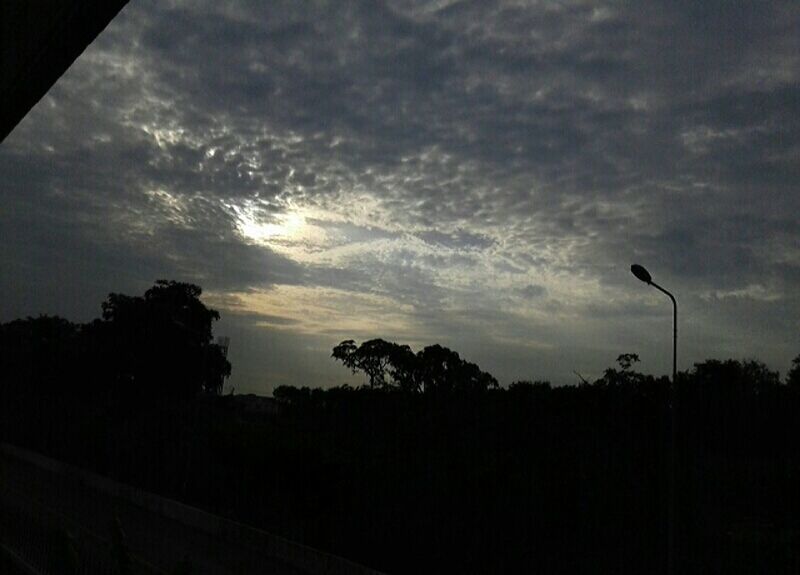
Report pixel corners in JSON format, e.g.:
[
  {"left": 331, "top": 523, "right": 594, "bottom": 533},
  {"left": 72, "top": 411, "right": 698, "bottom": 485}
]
[{"left": 631, "top": 264, "right": 652, "bottom": 284}]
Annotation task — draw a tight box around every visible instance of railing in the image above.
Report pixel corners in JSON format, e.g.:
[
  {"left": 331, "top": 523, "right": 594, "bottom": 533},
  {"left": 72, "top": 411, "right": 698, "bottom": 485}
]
[{"left": 0, "top": 443, "right": 386, "bottom": 575}]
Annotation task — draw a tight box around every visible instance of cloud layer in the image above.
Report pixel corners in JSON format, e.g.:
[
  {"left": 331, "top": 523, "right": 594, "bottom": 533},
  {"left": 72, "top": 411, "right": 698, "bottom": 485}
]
[{"left": 2, "top": 0, "right": 799, "bottom": 391}]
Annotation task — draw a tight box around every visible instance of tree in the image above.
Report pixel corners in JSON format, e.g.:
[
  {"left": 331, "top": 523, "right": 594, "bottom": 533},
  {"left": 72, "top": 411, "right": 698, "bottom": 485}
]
[
  {"left": 143, "top": 280, "right": 219, "bottom": 345},
  {"left": 354, "top": 339, "right": 396, "bottom": 389},
  {"left": 331, "top": 339, "right": 497, "bottom": 393},
  {"left": 331, "top": 338, "right": 397, "bottom": 389},
  {"left": 594, "top": 353, "right": 648, "bottom": 388},
  {"left": 786, "top": 354, "right": 800, "bottom": 388},
  {"left": 97, "top": 280, "right": 230, "bottom": 400},
  {"left": 386, "top": 344, "right": 421, "bottom": 393},
  {"left": 691, "top": 358, "right": 779, "bottom": 397},
  {"left": 415, "top": 344, "right": 458, "bottom": 393},
  {"left": 616, "top": 353, "right": 640, "bottom": 372},
  {"left": 331, "top": 340, "right": 358, "bottom": 371}
]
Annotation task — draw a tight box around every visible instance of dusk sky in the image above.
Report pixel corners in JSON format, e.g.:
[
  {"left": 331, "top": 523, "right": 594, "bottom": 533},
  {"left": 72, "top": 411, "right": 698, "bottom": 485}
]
[{"left": 2, "top": 0, "right": 798, "bottom": 394}]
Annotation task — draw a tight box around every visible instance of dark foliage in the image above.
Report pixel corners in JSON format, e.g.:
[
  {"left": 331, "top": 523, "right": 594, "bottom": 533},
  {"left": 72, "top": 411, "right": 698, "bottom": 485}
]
[
  {"left": 2, "top": 307, "right": 799, "bottom": 574},
  {"left": 0, "top": 280, "right": 230, "bottom": 405},
  {"left": 331, "top": 338, "right": 498, "bottom": 393},
  {"left": 786, "top": 353, "right": 800, "bottom": 388}
]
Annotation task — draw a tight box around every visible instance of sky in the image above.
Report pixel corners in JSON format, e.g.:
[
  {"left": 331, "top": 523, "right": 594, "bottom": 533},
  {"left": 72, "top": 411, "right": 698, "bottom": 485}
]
[{"left": 1, "top": 0, "right": 799, "bottom": 393}]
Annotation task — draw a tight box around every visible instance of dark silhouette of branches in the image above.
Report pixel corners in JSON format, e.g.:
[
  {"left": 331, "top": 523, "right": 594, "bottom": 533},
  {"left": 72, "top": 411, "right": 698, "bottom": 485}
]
[
  {"left": 331, "top": 338, "right": 498, "bottom": 393},
  {"left": 788, "top": 353, "right": 800, "bottom": 388}
]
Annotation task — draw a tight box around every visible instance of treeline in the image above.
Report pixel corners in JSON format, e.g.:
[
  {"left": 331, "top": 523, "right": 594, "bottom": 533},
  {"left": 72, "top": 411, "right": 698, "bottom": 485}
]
[
  {"left": 270, "top": 353, "right": 800, "bottom": 574},
  {"left": 2, "top": 282, "right": 800, "bottom": 574}
]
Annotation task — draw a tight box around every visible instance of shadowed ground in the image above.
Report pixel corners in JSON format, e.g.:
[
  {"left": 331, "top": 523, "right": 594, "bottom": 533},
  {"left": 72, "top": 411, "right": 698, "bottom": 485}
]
[{"left": 0, "top": 444, "right": 380, "bottom": 575}]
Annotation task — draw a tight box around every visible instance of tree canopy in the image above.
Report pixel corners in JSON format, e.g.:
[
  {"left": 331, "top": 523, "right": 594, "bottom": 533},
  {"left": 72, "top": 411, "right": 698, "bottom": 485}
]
[
  {"left": 785, "top": 353, "right": 800, "bottom": 388},
  {"left": 0, "top": 280, "right": 230, "bottom": 402},
  {"left": 331, "top": 338, "right": 498, "bottom": 393}
]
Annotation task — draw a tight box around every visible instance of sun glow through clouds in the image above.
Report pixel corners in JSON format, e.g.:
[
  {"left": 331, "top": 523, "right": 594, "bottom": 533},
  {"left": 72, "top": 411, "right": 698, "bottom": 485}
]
[
  {"left": 229, "top": 201, "right": 330, "bottom": 260},
  {"left": 238, "top": 210, "right": 305, "bottom": 242}
]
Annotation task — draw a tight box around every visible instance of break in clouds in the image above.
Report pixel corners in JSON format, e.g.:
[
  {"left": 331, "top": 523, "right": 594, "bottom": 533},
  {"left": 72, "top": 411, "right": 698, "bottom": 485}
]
[{"left": 1, "top": 0, "right": 799, "bottom": 391}]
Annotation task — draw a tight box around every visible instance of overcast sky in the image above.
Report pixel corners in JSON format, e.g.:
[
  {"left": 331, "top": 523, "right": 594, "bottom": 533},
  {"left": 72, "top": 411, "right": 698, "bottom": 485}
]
[{"left": 2, "top": 0, "right": 799, "bottom": 393}]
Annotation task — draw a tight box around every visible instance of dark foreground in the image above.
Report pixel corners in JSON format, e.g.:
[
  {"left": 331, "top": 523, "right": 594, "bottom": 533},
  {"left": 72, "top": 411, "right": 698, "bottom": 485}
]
[
  {"left": 2, "top": 365, "right": 800, "bottom": 574},
  {"left": 0, "top": 442, "right": 381, "bottom": 574}
]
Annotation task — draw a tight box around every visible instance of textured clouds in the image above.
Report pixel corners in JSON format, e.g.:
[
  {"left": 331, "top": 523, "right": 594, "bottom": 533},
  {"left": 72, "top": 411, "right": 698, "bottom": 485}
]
[{"left": 1, "top": 0, "right": 799, "bottom": 391}]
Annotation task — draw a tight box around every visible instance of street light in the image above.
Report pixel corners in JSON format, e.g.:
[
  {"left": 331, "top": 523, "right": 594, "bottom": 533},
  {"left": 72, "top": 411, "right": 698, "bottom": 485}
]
[
  {"left": 630, "top": 263, "right": 677, "bottom": 575},
  {"left": 630, "top": 264, "right": 676, "bottom": 382}
]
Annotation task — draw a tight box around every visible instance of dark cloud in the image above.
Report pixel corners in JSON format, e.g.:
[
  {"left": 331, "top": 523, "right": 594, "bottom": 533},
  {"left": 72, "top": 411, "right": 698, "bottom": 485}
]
[
  {"left": 1, "top": 0, "right": 799, "bottom": 388},
  {"left": 518, "top": 284, "right": 547, "bottom": 299}
]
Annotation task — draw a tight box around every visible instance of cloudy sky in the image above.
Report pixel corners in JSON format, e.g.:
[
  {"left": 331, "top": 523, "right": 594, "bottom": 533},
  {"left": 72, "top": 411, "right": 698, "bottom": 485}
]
[{"left": 2, "top": 0, "right": 799, "bottom": 392}]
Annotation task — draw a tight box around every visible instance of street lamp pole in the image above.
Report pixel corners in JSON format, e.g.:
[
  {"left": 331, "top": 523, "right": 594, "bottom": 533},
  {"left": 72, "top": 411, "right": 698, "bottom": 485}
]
[
  {"left": 630, "top": 264, "right": 677, "bottom": 575},
  {"left": 651, "top": 284, "right": 677, "bottom": 384}
]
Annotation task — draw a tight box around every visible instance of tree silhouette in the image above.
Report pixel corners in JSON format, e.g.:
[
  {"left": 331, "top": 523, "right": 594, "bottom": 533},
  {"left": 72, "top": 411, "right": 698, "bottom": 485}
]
[
  {"left": 331, "top": 339, "right": 497, "bottom": 393},
  {"left": 415, "top": 344, "right": 498, "bottom": 393},
  {"left": 0, "top": 281, "right": 230, "bottom": 402},
  {"left": 690, "top": 358, "right": 779, "bottom": 396},
  {"left": 594, "top": 353, "right": 650, "bottom": 388},
  {"left": 332, "top": 338, "right": 401, "bottom": 389},
  {"left": 617, "top": 353, "right": 640, "bottom": 371},
  {"left": 98, "top": 280, "right": 230, "bottom": 399},
  {"left": 786, "top": 353, "right": 800, "bottom": 388},
  {"left": 331, "top": 340, "right": 358, "bottom": 371},
  {"left": 386, "top": 343, "right": 421, "bottom": 393}
]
